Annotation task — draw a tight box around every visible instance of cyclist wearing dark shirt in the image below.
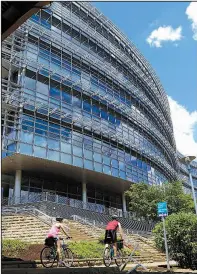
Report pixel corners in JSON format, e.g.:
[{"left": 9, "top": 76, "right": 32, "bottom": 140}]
[{"left": 104, "top": 215, "right": 124, "bottom": 257}]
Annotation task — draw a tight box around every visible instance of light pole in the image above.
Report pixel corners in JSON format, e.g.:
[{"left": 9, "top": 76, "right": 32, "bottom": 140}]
[{"left": 180, "top": 156, "right": 197, "bottom": 215}]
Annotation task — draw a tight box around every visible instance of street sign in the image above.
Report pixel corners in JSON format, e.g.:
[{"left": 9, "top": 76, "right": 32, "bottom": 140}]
[{"left": 157, "top": 202, "right": 168, "bottom": 217}]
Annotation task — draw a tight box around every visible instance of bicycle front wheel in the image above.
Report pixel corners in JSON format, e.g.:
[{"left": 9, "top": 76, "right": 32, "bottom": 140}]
[
  {"left": 115, "top": 249, "right": 123, "bottom": 267},
  {"left": 103, "top": 247, "right": 111, "bottom": 267},
  {"left": 61, "top": 247, "right": 74, "bottom": 267},
  {"left": 40, "top": 246, "right": 56, "bottom": 268}
]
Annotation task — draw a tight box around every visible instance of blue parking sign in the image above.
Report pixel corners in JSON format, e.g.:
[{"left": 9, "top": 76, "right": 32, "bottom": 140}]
[{"left": 157, "top": 202, "right": 168, "bottom": 217}]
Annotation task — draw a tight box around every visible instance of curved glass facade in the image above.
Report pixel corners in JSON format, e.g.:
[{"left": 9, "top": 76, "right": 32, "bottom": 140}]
[
  {"left": 178, "top": 153, "right": 197, "bottom": 198},
  {"left": 3, "top": 2, "right": 190, "bottom": 214}
]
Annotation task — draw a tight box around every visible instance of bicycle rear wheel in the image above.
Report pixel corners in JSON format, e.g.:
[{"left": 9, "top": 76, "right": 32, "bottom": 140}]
[
  {"left": 115, "top": 248, "right": 123, "bottom": 267},
  {"left": 61, "top": 247, "right": 74, "bottom": 267},
  {"left": 103, "top": 247, "right": 111, "bottom": 267},
  {"left": 40, "top": 246, "right": 56, "bottom": 268}
]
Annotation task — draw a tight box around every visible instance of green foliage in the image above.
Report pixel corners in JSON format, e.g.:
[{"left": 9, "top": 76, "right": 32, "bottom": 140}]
[
  {"left": 125, "top": 181, "right": 195, "bottom": 221},
  {"left": 68, "top": 241, "right": 104, "bottom": 258},
  {"left": 153, "top": 212, "right": 197, "bottom": 268},
  {"left": 2, "top": 239, "right": 28, "bottom": 257}
]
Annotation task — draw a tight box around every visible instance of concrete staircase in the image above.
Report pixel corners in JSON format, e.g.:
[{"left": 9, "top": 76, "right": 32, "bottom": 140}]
[
  {"left": 2, "top": 213, "right": 166, "bottom": 263},
  {"left": 2, "top": 214, "right": 98, "bottom": 243}
]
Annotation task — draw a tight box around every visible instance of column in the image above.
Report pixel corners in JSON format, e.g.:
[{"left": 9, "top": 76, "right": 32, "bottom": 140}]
[
  {"left": 122, "top": 192, "right": 127, "bottom": 217},
  {"left": 14, "top": 170, "right": 22, "bottom": 204},
  {"left": 82, "top": 172, "right": 87, "bottom": 209}
]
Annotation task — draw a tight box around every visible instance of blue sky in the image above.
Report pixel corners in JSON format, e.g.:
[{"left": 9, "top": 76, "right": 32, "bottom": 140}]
[{"left": 93, "top": 2, "right": 197, "bottom": 157}]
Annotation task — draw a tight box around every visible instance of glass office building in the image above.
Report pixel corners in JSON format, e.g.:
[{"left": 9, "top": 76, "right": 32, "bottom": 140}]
[{"left": 3, "top": 1, "right": 193, "bottom": 216}]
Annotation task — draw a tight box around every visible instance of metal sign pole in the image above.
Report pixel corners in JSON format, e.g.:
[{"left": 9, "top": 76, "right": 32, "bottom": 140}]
[{"left": 162, "top": 215, "right": 170, "bottom": 271}]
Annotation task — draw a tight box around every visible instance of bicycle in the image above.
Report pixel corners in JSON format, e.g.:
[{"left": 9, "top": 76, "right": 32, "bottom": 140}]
[
  {"left": 40, "top": 237, "right": 74, "bottom": 268},
  {"left": 103, "top": 240, "right": 124, "bottom": 267}
]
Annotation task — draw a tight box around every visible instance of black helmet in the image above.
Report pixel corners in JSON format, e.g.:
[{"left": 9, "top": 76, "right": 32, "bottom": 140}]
[
  {"left": 112, "top": 214, "right": 118, "bottom": 220},
  {"left": 56, "top": 217, "right": 63, "bottom": 222}
]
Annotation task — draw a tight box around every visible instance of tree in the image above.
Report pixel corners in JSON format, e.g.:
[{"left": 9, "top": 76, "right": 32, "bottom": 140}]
[
  {"left": 153, "top": 212, "right": 197, "bottom": 269},
  {"left": 125, "top": 181, "right": 194, "bottom": 221}
]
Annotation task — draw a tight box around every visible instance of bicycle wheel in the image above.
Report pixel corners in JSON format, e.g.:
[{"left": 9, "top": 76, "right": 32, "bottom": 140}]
[
  {"left": 115, "top": 249, "right": 123, "bottom": 267},
  {"left": 103, "top": 247, "right": 111, "bottom": 267},
  {"left": 40, "top": 246, "right": 56, "bottom": 268},
  {"left": 61, "top": 247, "right": 74, "bottom": 267}
]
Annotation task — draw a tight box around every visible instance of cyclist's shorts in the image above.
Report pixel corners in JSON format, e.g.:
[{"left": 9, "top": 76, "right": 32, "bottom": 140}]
[{"left": 104, "top": 229, "right": 117, "bottom": 244}]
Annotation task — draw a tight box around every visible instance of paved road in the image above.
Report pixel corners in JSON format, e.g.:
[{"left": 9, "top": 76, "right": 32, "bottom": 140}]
[{"left": 2, "top": 267, "right": 121, "bottom": 274}]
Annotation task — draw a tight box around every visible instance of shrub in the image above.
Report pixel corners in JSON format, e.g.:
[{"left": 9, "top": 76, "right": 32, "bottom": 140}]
[
  {"left": 153, "top": 212, "right": 197, "bottom": 269},
  {"left": 68, "top": 241, "right": 104, "bottom": 258},
  {"left": 2, "top": 239, "right": 28, "bottom": 257},
  {"left": 68, "top": 240, "right": 139, "bottom": 259}
]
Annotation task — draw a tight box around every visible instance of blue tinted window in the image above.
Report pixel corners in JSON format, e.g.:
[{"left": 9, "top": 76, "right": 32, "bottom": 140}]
[
  {"left": 48, "top": 138, "right": 60, "bottom": 150},
  {"left": 120, "top": 171, "right": 126, "bottom": 179},
  {"left": 83, "top": 101, "right": 91, "bottom": 112},
  {"left": 62, "top": 92, "right": 72, "bottom": 104},
  {"left": 31, "top": 14, "right": 40, "bottom": 23},
  {"left": 48, "top": 150, "right": 59, "bottom": 161},
  {"left": 101, "top": 110, "right": 108, "bottom": 120},
  {"left": 92, "top": 105, "right": 100, "bottom": 116},
  {"left": 35, "top": 119, "right": 47, "bottom": 135},
  {"left": 61, "top": 127, "right": 71, "bottom": 138},
  {"left": 20, "top": 143, "right": 32, "bottom": 155},
  {"left": 103, "top": 165, "right": 111, "bottom": 175},
  {"left": 109, "top": 114, "right": 115, "bottom": 124},
  {"left": 49, "top": 87, "right": 60, "bottom": 99},
  {"left": 103, "top": 156, "right": 110, "bottom": 165},
  {"left": 7, "top": 143, "right": 16, "bottom": 152},
  {"left": 34, "top": 135, "right": 47, "bottom": 147},
  {"left": 84, "top": 149, "right": 93, "bottom": 160},
  {"left": 61, "top": 153, "right": 72, "bottom": 164},
  {"left": 112, "top": 159, "right": 118, "bottom": 168},
  {"left": 61, "top": 142, "right": 71, "bottom": 153},
  {"left": 73, "top": 146, "right": 83, "bottom": 157},
  {"left": 137, "top": 159, "right": 142, "bottom": 168},
  {"left": 37, "top": 81, "right": 49, "bottom": 95},
  {"left": 94, "top": 162, "right": 102, "bottom": 172},
  {"left": 34, "top": 146, "right": 46, "bottom": 158},
  {"left": 25, "top": 77, "right": 36, "bottom": 90},
  {"left": 94, "top": 153, "right": 102, "bottom": 163},
  {"left": 112, "top": 168, "right": 119, "bottom": 177},
  {"left": 84, "top": 159, "right": 93, "bottom": 170},
  {"left": 119, "top": 161, "right": 125, "bottom": 171},
  {"left": 20, "top": 131, "right": 33, "bottom": 144},
  {"left": 73, "top": 156, "right": 83, "bottom": 167},
  {"left": 38, "top": 56, "right": 50, "bottom": 67}
]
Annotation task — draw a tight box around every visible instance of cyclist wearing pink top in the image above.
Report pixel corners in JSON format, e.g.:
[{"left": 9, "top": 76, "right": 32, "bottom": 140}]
[
  {"left": 104, "top": 215, "right": 124, "bottom": 257},
  {"left": 47, "top": 217, "right": 70, "bottom": 265}
]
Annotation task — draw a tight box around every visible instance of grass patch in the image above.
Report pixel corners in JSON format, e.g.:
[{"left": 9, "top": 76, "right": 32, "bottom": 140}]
[{"left": 2, "top": 239, "right": 28, "bottom": 257}]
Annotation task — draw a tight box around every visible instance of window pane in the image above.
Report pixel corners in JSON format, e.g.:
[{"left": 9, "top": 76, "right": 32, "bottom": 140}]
[
  {"left": 73, "top": 156, "right": 83, "bottom": 167},
  {"left": 112, "top": 168, "right": 119, "bottom": 177},
  {"left": 61, "top": 153, "right": 72, "bottom": 164},
  {"left": 73, "top": 146, "right": 83, "bottom": 157},
  {"left": 37, "top": 81, "right": 49, "bottom": 95},
  {"left": 94, "top": 152, "right": 102, "bottom": 162},
  {"left": 61, "top": 142, "right": 71, "bottom": 153},
  {"left": 84, "top": 159, "right": 93, "bottom": 170},
  {"left": 20, "top": 143, "right": 33, "bottom": 155},
  {"left": 103, "top": 165, "right": 111, "bottom": 175},
  {"left": 21, "top": 130, "right": 33, "bottom": 144},
  {"left": 34, "top": 134, "right": 47, "bottom": 147},
  {"left": 34, "top": 146, "right": 46, "bottom": 158},
  {"left": 94, "top": 162, "right": 102, "bottom": 172},
  {"left": 48, "top": 138, "right": 60, "bottom": 150},
  {"left": 84, "top": 149, "right": 93, "bottom": 160},
  {"left": 48, "top": 150, "right": 59, "bottom": 161}
]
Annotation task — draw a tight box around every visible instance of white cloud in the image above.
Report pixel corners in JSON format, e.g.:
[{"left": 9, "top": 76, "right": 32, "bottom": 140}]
[
  {"left": 168, "top": 96, "right": 197, "bottom": 158},
  {"left": 146, "top": 26, "right": 182, "bottom": 47},
  {"left": 186, "top": 2, "right": 197, "bottom": 40}
]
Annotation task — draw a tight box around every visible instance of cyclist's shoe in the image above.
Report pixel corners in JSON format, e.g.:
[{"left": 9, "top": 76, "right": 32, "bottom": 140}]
[{"left": 58, "top": 260, "right": 66, "bottom": 267}]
